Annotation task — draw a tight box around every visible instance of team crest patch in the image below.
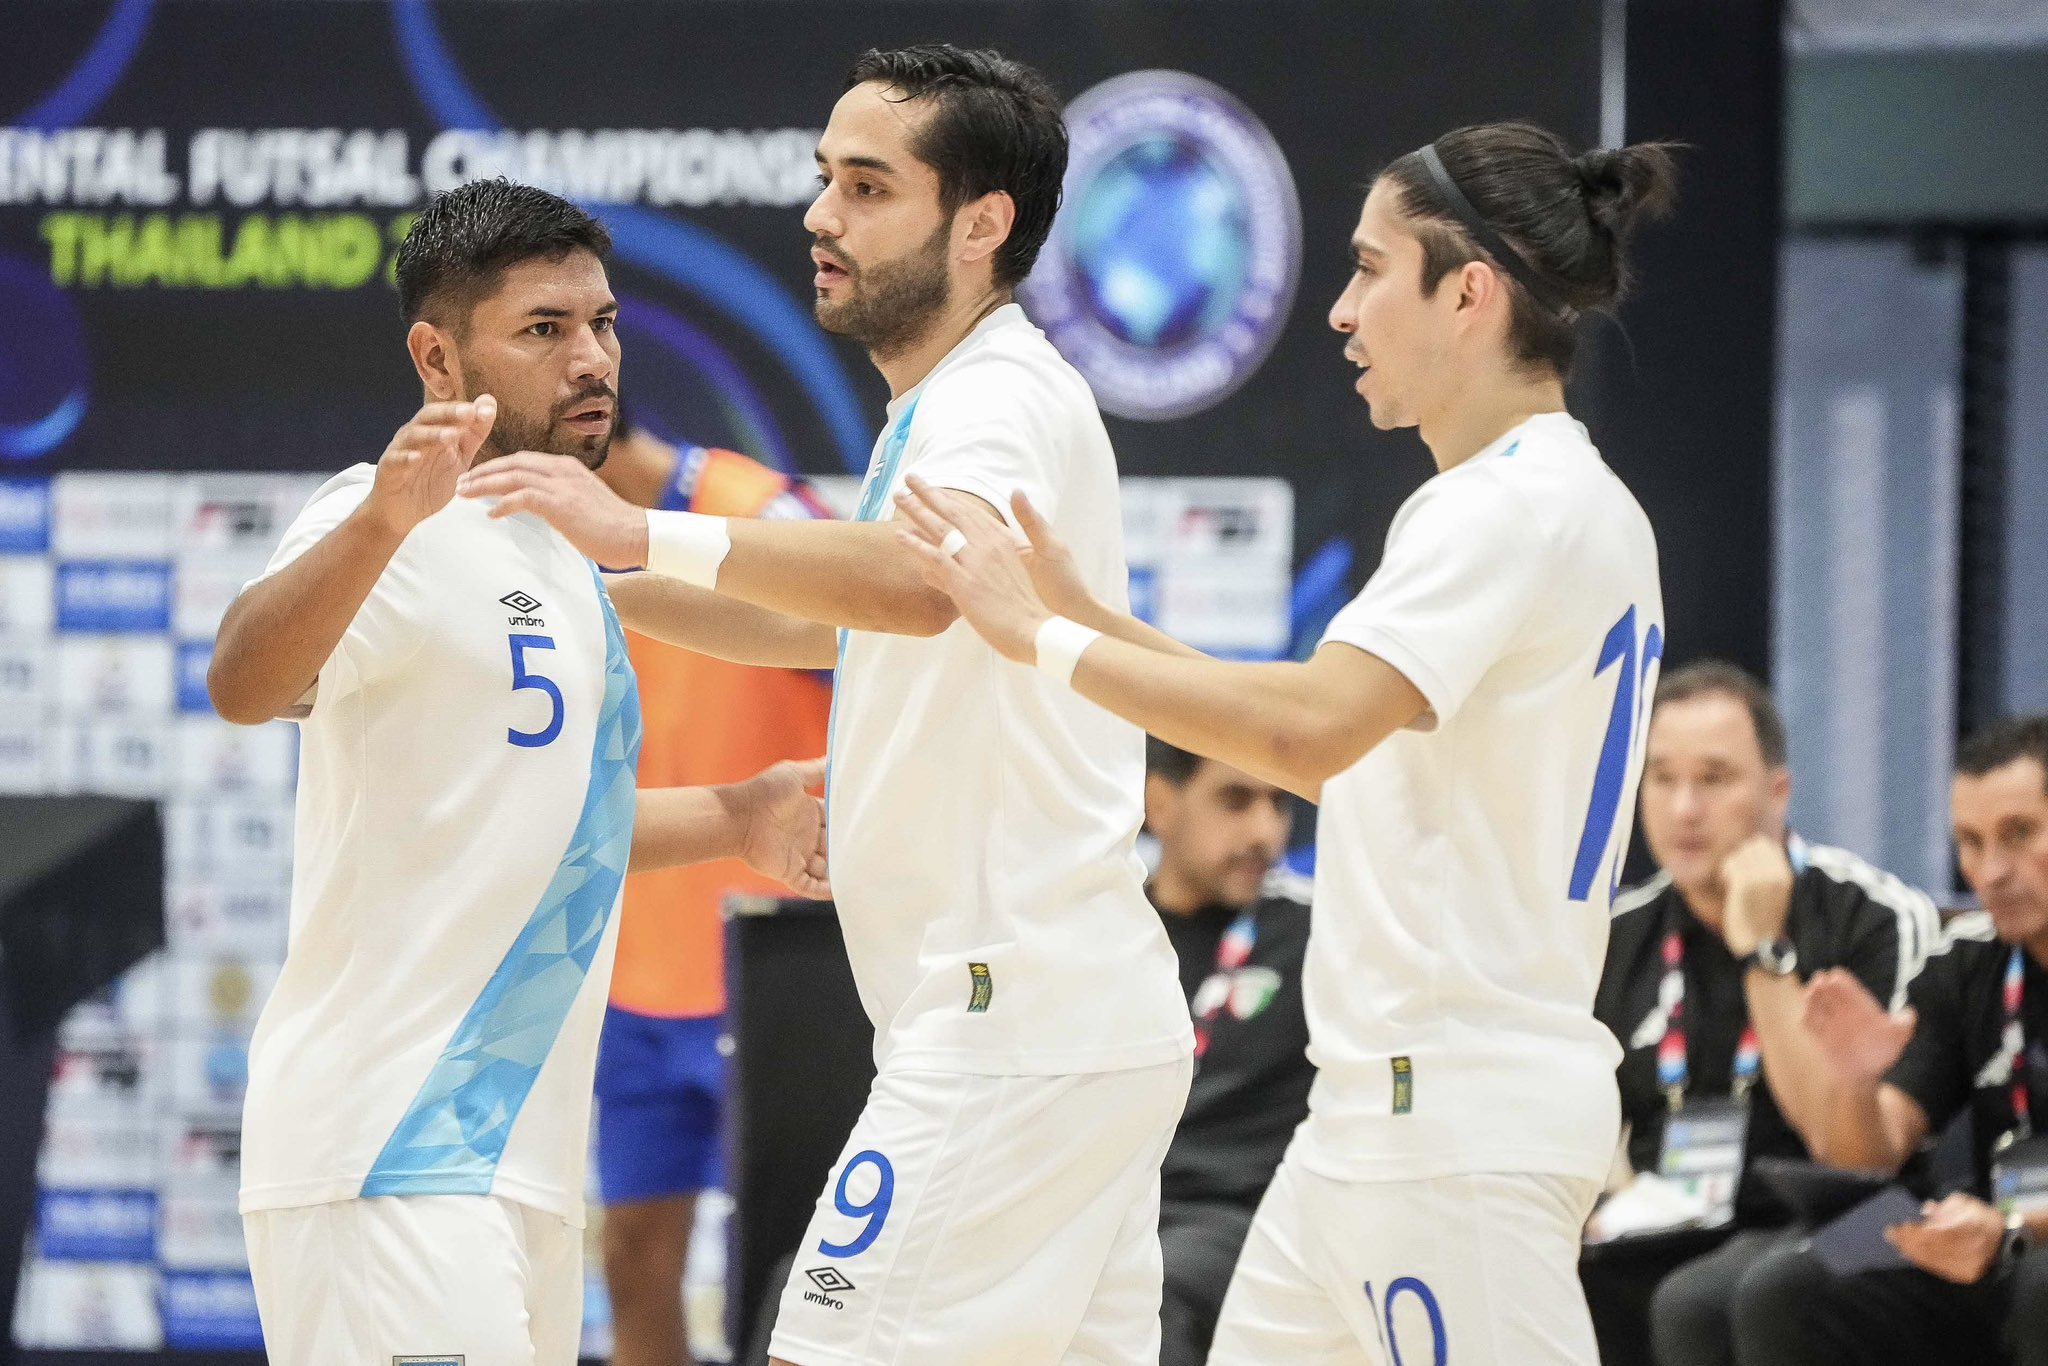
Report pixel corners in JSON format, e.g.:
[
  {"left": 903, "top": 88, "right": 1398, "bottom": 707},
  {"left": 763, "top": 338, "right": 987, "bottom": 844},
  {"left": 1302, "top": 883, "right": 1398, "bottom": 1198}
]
[{"left": 967, "top": 962, "right": 993, "bottom": 1013}]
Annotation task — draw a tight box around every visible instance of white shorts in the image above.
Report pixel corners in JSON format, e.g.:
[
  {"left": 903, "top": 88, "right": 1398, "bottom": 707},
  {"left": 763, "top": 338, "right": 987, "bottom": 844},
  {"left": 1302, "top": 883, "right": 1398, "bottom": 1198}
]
[
  {"left": 1208, "top": 1155, "right": 1600, "bottom": 1366},
  {"left": 243, "top": 1195, "right": 583, "bottom": 1366},
  {"left": 768, "top": 1057, "right": 1191, "bottom": 1366}
]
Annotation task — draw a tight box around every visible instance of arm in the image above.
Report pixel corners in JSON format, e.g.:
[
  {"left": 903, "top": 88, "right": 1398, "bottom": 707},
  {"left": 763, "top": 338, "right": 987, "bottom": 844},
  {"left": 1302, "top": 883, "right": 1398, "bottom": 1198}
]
[
  {"left": 630, "top": 758, "right": 828, "bottom": 898},
  {"left": 455, "top": 453, "right": 977, "bottom": 637},
  {"left": 1717, "top": 837, "right": 1838, "bottom": 1147},
  {"left": 608, "top": 573, "right": 837, "bottom": 669},
  {"left": 1800, "top": 967, "right": 1931, "bottom": 1171},
  {"left": 889, "top": 478, "right": 1423, "bottom": 800},
  {"left": 209, "top": 398, "right": 497, "bottom": 725}
]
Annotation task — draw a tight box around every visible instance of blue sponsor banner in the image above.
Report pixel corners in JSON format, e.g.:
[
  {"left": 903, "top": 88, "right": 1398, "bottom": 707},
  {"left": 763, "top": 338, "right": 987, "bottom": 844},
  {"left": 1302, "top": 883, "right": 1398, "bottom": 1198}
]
[
  {"left": 36, "top": 1187, "right": 158, "bottom": 1262},
  {"left": 177, "top": 640, "right": 214, "bottom": 713},
  {"left": 0, "top": 478, "right": 51, "bottom": 553},
  {"left": 1127, "top": 565, "right": 1159, "bottom": 625},
  {"left": 55, "top": 561, "right": 173, "bottom": 632},
  {"left": 161, "top": 1269, "right": 266, "bottom": 1350}
]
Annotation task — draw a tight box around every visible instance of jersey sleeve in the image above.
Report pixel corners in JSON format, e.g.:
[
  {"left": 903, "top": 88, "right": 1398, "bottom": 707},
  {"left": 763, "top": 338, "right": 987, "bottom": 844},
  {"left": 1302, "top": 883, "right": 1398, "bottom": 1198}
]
[
  {"left": 1319, "top": 468, "right": 1551, "bottom": 726},
  {"left": 256, "top": 467, "right": 427, "bottom": 708},
  {"left": 903, "top": 358, "right": 1061, "bottom": 529},
  {"left": 1884, "top": 947, "right": 1973, "bottom": 1133}
]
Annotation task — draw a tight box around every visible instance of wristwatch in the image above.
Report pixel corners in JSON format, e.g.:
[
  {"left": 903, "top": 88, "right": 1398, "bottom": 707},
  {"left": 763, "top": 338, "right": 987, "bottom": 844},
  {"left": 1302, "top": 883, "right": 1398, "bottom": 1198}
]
[
  {"left": 2004, "top": 1209, "right": 2036, "bottom": 1265},
  {"left": 1740, "top": 936, "right": 1800, "bottom": 979}
]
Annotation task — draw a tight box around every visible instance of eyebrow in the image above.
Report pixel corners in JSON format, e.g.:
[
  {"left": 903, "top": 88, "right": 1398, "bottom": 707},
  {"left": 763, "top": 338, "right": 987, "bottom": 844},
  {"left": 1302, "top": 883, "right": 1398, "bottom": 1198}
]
[
  {"left": 525, "top": 300, "right": 619, "bottom": 319},
  {"left": 1350, "top": 237, "right": 1386, "bottom": 262},
  {"left": 815, "top": 150, "right": 899, "bottom": 176}
]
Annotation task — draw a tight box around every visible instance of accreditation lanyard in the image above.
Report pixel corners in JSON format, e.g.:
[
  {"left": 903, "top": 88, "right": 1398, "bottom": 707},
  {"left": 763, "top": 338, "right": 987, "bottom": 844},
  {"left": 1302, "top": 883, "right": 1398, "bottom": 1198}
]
[
  {"left": 2006, "top": 947, "right": 2033, "bottom": 1144},
  {"left": 1191, "top": 909, "right": 1258, "bottom": 1058},
  {"left": 1656, "top": 923, "right": 1761, "bottom": 1113}
]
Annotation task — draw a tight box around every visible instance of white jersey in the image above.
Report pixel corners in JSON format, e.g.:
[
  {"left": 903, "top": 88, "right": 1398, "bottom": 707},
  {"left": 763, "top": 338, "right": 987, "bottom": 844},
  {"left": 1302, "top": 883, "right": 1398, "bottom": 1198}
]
[
  {"left": 1300, "top": 412, "right": 1662, "bottom": 1184},
  {"left": 827, "top": 303, "right": 1191, "bottom": 1076},
  {"left": 238, "top": 466, "right": 640, "bottom": 1225}
]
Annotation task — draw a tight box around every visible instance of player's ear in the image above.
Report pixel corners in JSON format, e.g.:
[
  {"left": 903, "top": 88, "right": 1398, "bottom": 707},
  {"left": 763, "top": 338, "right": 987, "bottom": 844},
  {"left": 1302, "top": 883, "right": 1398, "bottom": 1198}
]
[
  {"left": 407, "top": 319, "right": 461, "bottom": 401},
  {"left": 957, "top": 190, "right": 1015, "bottom": 269}
]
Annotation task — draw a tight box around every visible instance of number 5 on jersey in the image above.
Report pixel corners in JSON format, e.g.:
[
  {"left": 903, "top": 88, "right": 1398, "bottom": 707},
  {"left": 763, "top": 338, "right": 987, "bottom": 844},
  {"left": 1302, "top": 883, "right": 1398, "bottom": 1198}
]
[
  {"left": 1569, "top": 605, "right": 1662, "bottom": 901},
  {"left": 507, "top": 633, "right": 563, "bottom": 748}
]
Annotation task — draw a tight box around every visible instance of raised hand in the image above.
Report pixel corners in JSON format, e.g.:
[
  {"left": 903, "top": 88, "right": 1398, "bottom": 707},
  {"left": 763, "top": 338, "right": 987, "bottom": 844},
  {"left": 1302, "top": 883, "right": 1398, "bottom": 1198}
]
[
  {"left": 893, "top": 474, "right": 1050, "bottom": 665},
  {"left": 1802, "top": 967, "right": 1917, "bottom": 1085},
  {"left": 735, "top": 757, "right": 829, "bottom": 900},
  {"left": 1007, "top": 491, "right": 1097, "bottom": 623},
  {"left": 368, "top": 396, "right": 498, "bottom": 536},
  {"left": 456, "top": 451, "right": 649, "bottom": 570}
]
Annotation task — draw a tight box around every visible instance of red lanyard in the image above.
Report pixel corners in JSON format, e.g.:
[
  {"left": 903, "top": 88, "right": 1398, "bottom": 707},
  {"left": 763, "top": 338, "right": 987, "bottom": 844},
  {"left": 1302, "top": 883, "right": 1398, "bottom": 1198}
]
[
  {"left": 2005, "top": 948, "right": 2032, "bottom": 1143},
  {"left": 1656, "top": 924, "right": 1760, "bottom": 1112},
  {"left": 1192, "top": 910, "right": 1258, "bottom": 1058}
]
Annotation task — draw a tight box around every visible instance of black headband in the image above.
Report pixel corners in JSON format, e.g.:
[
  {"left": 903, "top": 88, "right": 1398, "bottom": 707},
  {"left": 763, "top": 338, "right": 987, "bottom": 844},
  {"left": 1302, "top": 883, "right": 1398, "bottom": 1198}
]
[{"left": 1416, "top": 143, "right": 1574, "bottom": 320}]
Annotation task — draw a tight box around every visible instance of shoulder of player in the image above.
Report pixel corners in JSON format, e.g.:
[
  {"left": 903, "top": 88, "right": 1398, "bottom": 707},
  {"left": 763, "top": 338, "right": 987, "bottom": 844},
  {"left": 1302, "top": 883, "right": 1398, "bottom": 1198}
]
[
  {"left": 918, "top": 329, "right": 1084, "bottom": 422},
  {"left": 294, "top": 462, "right": 377, "bottom": 516}
]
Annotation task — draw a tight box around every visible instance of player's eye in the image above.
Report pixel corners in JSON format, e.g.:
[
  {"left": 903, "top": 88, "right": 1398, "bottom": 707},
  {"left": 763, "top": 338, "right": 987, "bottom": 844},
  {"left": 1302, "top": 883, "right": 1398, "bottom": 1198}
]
[
  {"left": 593, "top": 316, "right": 615, "bottom": 333},
  {"left": 529, "top": 321, "right": 556, "bottom": 337},
  {"left": 815, "top": 172, "right": 830, "bottom": 190}
]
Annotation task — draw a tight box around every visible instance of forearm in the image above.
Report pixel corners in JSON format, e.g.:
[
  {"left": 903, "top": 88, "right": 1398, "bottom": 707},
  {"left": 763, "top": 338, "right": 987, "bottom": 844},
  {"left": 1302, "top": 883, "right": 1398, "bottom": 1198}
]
[
  {"left": 1066, "top": 639, "right": 1411, "bottom": 802},
  {"left": 665, "top": 514, "right": 958, "bottom": 636},
  {"left": 1812, "top": 1078, "right": 1911, "bottom": 1172},
  {"left": 1747, "top": 972, "right": 1834, "bottom": 1148},
  {"left": 608, "top": 573, "right": 837, "bottom": 669},
  {"left": 629, "top": 785, "right": 750, "bottom": 873},
  {"left": 1065, "top": 596, "right": 1208, "bottom": 661},
  {"left": 208, "top": 507, "right": 406, "bottom": 725}
]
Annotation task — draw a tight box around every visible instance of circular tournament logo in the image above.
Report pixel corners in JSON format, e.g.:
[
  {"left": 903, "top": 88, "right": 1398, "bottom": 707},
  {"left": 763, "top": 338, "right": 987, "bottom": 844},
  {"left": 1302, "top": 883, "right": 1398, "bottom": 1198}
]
[{"left": 1022, "top": 71, "right": 1301, "bottom": 422}]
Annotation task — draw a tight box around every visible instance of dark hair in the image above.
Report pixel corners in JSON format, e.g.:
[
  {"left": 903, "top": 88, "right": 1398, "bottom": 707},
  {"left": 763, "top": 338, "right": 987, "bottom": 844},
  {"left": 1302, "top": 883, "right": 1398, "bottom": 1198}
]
[
  {"left": 1957, "top": 715, "right": 2048, "bottom": 791},
  {"left": 1379, "top": 122, "right": 1679, "bottom": 375},
  {"left": 395, "top": 178, "right": 612, "bottom": 328},
  {"left": 1146, "top": 736, "right": 1204, "bottom": 786},
  {"left": 847, "top": 44, "right": 1067, "bottom": 289},
  {"left": 1654, "top": 661, "right": 1788, "bottom": 768}
]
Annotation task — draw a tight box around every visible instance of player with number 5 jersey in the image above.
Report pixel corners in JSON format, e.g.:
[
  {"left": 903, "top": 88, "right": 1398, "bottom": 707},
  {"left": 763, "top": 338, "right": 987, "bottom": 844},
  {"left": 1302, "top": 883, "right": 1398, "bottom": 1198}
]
[
  {"left": 208, "top": 182, "right": 829, "bottom": 1366},
  {"left": 897, "top": 123, "right": 1680, "bottom": 1366}
]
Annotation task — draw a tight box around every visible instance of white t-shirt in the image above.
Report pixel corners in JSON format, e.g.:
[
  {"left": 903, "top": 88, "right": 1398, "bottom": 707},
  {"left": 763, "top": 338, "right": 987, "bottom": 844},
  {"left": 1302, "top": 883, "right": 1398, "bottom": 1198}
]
[
  {"left": 827, "top": 304, "right": 1191, "bottom": 1076},
  {"left": 1298, "top": 412, "right": 1663, "bottom": 1184},
  {"left": 238, "top": 465, "right": 641, "bottom": 1225}
]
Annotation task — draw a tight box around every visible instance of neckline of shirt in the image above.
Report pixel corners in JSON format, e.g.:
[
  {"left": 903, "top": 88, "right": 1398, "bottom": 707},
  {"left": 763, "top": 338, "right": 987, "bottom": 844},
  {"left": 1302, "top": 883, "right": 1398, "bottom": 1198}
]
[{"left": 884, "top": 302, "right": 1031, "bottom": 422}]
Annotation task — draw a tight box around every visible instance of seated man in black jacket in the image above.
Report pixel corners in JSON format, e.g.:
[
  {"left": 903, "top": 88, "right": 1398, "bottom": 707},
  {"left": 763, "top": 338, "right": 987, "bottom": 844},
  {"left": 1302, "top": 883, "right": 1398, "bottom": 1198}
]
[
  {"left": 1582, "top": 662, "right": 1941, "bottom": 1366},
  {"left": 1715, "top": 714, "right": 2048, "bottom": 1366},
  {"left": 1143, "top": 739, "right": 1314, "bottom": 1366}
]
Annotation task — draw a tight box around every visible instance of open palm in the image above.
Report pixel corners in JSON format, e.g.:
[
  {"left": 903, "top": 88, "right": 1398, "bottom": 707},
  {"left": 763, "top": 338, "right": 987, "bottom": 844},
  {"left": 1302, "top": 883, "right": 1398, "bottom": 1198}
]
[
  {"left": 1803, "top": 968, "right": 1916, "bottom": 1084},
  {"left": 370, "top": 396, "right": 498, "bottom": 534}
]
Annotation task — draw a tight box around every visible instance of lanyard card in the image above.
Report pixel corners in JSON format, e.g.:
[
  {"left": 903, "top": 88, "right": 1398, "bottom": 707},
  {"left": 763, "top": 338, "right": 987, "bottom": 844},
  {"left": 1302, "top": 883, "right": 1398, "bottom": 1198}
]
[
  {"left": 1659, "top": 1096, "right": 1746, "bottom": 1228},
  {"left": 1994, "top": 1133, "right": 2048, "bottom": 1220}
]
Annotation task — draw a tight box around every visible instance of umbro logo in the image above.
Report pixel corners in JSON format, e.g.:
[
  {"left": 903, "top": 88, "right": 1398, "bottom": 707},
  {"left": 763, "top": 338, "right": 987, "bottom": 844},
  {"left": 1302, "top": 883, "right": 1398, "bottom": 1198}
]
[
  {"left": 803, "top": 1265, "right": 854, "bottom": 1309},
  {"left": 500, "top": 590, "right": 545, "bottom": 627}
]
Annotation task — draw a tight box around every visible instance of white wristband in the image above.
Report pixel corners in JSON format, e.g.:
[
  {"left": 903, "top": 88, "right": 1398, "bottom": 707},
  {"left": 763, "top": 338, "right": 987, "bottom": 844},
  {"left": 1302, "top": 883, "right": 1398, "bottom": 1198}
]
[
  {"left": 1034, "top": 616, "right": 1102, "bottom": 687},
  {"left": 643, "top": 509, "right": 731, "bottom": 588}
]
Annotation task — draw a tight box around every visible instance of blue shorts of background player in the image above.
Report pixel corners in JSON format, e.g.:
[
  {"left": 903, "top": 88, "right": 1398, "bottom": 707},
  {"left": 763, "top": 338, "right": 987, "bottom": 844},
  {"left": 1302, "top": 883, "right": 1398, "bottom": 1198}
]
[{"left": 594, "top": 1006, "right": 726, "bottom": 1204}]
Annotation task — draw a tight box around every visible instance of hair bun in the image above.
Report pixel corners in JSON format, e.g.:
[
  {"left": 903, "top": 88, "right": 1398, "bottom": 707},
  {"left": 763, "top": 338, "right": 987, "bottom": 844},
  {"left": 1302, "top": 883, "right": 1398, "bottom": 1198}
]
[{"left": 1571, "top": 142, "right": 1680, "bottom": 240}]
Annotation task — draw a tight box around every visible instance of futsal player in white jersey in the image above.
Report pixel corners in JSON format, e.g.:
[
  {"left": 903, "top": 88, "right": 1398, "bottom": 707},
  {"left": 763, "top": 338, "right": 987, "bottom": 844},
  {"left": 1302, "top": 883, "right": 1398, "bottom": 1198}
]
[
  {"left": 458, "top": 45, "right": 1193, "bottom": 1366},
  {"left": 896, "top": 123, "right": 1681, "bottom": 1366},
  {"left": 207, "top": 181, "right": 829, "bottom": 1366}
]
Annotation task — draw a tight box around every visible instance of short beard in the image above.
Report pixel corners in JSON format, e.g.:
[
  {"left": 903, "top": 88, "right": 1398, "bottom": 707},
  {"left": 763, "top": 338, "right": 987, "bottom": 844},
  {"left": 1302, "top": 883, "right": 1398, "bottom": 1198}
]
[
  {"left": 462, "top": 376, "right": 614, "bottom": 471},
  {"left": 814, "top": 221, "right": 952, "bottom": 360}
]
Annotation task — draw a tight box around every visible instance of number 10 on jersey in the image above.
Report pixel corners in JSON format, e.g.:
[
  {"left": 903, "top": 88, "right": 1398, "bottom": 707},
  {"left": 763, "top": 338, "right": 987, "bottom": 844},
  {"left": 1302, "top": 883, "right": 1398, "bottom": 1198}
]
[{"left": 1569, "top": 605, "right": 1662, "bottom": 902}]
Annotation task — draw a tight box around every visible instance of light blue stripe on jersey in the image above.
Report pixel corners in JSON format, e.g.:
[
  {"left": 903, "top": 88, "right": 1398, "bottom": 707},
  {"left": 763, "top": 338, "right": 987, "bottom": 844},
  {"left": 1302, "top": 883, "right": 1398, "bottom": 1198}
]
[
  {"left": 361, "top": 562, "right": 644, "bottom": 1197},
  {"left": 825, "top": 398, "right": 919, "bottom": 811}
]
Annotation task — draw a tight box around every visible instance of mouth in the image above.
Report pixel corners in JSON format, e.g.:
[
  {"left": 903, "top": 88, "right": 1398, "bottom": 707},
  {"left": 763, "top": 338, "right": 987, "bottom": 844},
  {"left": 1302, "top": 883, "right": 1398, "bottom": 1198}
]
[
  {"left": 813, "top": 247, "right": 852, "bottom": 292},
  {"left": 558, "top": 398, "right": 615, "bottom": 436}
]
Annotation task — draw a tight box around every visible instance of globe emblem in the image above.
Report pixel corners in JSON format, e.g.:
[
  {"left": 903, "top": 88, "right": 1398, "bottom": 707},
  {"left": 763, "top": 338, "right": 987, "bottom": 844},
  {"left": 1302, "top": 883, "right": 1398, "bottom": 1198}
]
[{"left": 1067, "top": 136, "right": 1252, "bottom": 351}]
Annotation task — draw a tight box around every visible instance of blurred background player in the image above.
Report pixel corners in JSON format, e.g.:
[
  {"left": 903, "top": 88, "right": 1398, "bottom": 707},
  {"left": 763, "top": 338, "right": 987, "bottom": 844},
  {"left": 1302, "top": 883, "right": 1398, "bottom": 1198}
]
[
  {"left": 1143, "top": 739, "right": 1314, "bottom": 1366},
  {"left": 591, "top": 414, "right": 833, "bottom": 1366},
  {"left": 898, "top": 121, "right": 1679, "bottom": 1365}
]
